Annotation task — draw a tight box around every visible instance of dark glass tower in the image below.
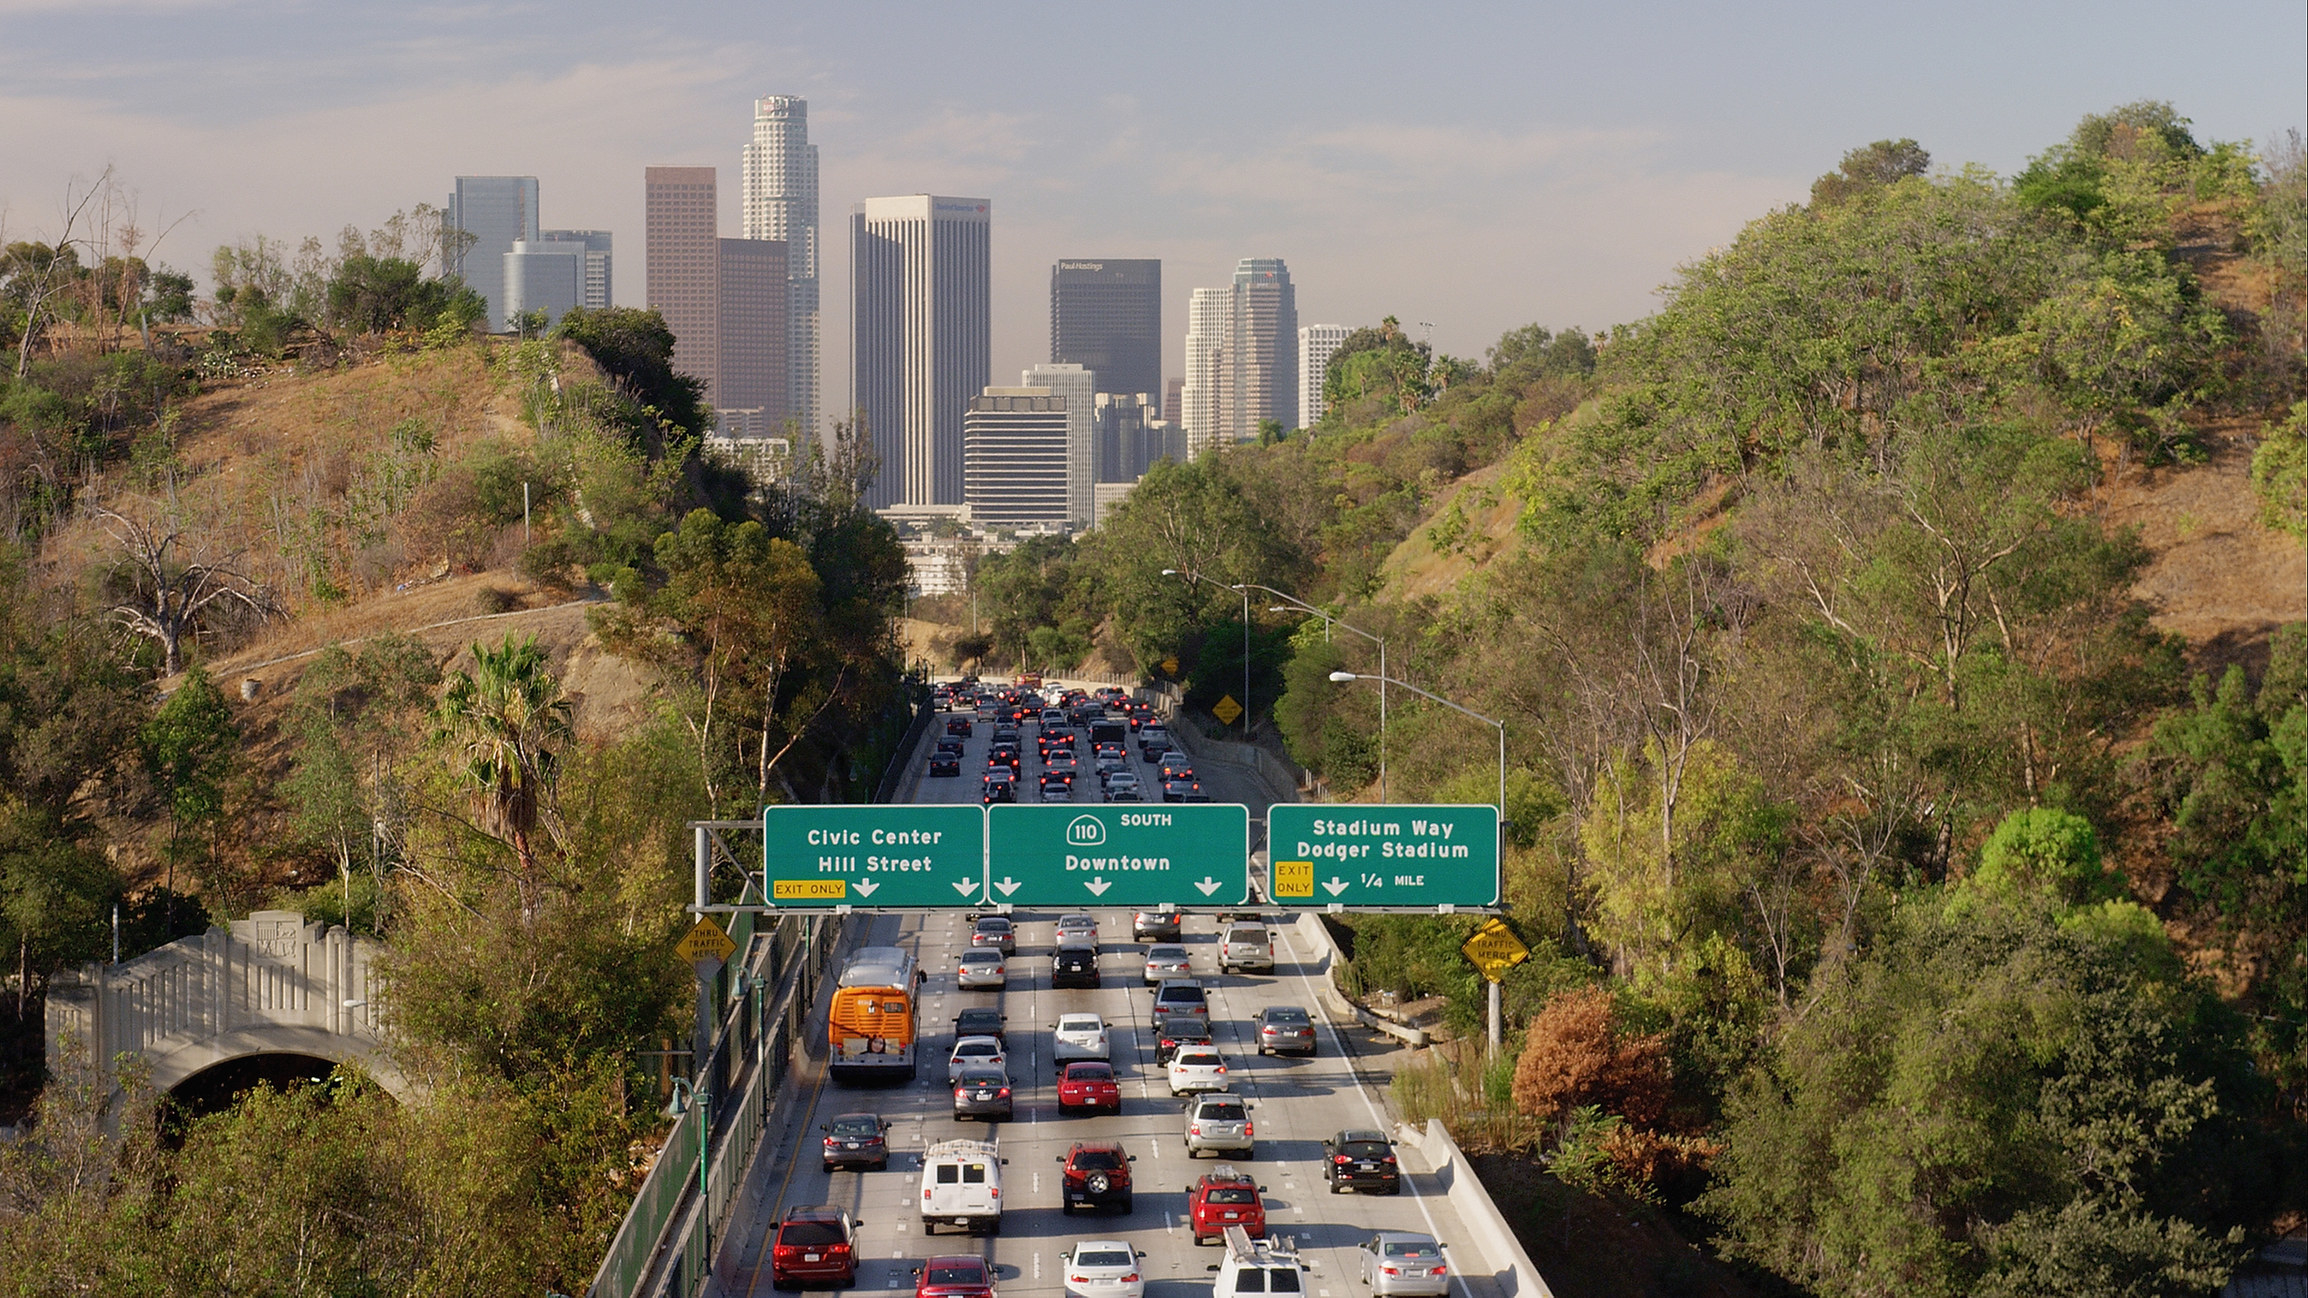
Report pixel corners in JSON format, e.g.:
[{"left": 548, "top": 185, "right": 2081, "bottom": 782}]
[{"left": 1050, "top": 259, "right": 1161, "bottom": 400}]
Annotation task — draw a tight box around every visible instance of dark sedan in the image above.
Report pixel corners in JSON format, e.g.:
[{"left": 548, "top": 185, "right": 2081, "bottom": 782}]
[
  {"left": 952, "top": 1067, "right": 1012, "bottom": 1121},
  {"left": 928, "top": 752, "right": 962, "bottom": 777},
  {"left": 820, "top": 1112, "right": 892, "bottom": 1171}
]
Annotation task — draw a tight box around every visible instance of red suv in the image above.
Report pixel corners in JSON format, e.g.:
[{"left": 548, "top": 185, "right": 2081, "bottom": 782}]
[
  {"left": 770, "top": 1205, "right": 858, "bottom": 1288},
  {"left": 913, "top": 1254, "right": 995, "bottom": 1298},
  {"left": 1057, "top": 1140, "right": 1135, "bottom": 1214},
  {"left": 1187, "top": 1166, "right": 1266, "bottom": 1245}
]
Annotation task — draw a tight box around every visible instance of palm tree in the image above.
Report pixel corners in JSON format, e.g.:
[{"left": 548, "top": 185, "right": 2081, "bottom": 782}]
[{"left": 435, "top": 635, "right": 572, "bottom": 923}]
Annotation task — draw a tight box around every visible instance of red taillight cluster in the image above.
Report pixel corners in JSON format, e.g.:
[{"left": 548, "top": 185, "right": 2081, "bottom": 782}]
[
  {"left": 1334, "top": 1155, "right": 1350, "bottom": 1164},
  {"left": 825, "top": 1136, "right": 840, "bottom": 1147},
  {"left": 998, "top": 1087, "right": 1011, "bottom": 1098}
]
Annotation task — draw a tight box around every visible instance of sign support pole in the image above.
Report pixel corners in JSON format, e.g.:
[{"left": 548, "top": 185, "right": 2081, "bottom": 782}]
[{"left": 1488, "top": 979, "right": 1502, "bottom": 1055}]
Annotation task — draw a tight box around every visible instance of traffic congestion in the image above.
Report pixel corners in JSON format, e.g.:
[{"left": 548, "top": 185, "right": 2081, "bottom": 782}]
[{"left": 720, "top": 681, "right": 1485, "bottom": 1298}]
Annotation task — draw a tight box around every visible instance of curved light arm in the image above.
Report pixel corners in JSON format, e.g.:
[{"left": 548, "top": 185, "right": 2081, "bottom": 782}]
[
  {"left": 1245, "top": 583, "right": 1381, "bottom": 650},
  {"left": 1328, "top": 671, "right": 1499, "bottom": 731}
]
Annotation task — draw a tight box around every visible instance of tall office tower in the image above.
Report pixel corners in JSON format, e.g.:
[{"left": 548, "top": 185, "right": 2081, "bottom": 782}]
[
  {"left": 1181, "top": 287, "right": 1228, "bottom": 457},
  {"left": 1022, "top": 362, "right": 1095, "bottom": 528},
  {"left": 852, "top": 195, "right": 991, "bottom": 511},
  {"left": 1050, "top": 259, "right": 1160, "bottom": 401},
  {"left": 540, "top": 229, "right": 613, "bottom": 308},
  {"left": 1224, "top": 257, "right": 1298, "bottom": 435},
  {"left": 1298, "top": 323, "right": 1351, "bottom": 429},
  {"left": 1163, "top": 378, "right": 1183, "bottom": 426},
  {"left": 717, "top": 237, "right": 790, "bottom": 437},
  {"left": 446, "top": 176, "right": 540, "bottom": 331},
  {"left": 646, "top": 166, "right": 720, "bottom": 398},
  {"left": 743, "top": 95, "right": 821, "bottom": 437},
  {"left": 963, "top": 388, "right": 1069, "bottom": 527},
  {"left": 504, "top": 241, "right": 583, "bottom": 329},
  {"left": 1095, "top": 392, "right": 1179, "bottom": 484}
]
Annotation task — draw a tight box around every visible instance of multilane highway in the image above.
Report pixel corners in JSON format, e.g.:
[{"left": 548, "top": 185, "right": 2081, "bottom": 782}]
[{"left": 707, "top": 693, "right": 1508, "bottom": 1298}]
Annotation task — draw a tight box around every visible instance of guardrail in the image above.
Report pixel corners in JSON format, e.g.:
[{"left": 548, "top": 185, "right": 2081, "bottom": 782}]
[{"left": 1392, "top": 1119, "right": 1557, "bottom": 1298}]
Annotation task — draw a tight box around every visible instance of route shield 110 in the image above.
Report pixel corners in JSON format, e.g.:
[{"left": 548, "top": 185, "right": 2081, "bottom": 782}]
[
  {"left": 761, "top": 805, "right": 987, "bottom": 907},
  {"left": 1266, "top": 804, "right": 1500, "bottom": 909},
  {"left": 985, "top": 803, "right": 1251, "bottom": 908}
]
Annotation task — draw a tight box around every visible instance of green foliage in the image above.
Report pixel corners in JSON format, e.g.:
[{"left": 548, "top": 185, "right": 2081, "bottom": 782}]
[
  {"left": 2252, "top": 400, "right": 2305, "bottom": 537},
  {"left": 139, "top": 666, "right": 238, "bottom": 879},
  {"left": 1810, "top": 138, "right": 1932, "bottom": 207},
  {"left": 1702, "top": 900, "right": 2256, "bottom": 1298},
  {"left": 554, "top": 307, "right": 711, "bottom": 437},
  {"left": 324, "top": 254, "right": 484, "bottom": 335},
  {"left": 1965, "top": 806, "right": 2117, "bottom": 910}
]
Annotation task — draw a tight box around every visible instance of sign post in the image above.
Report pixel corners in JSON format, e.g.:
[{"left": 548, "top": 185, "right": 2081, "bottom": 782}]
[
  {"left": 1266, "top": 805, "right": 1501, "bottom": 910},
  {"left": 760, "top": 805, "right": 987, "bottom": 907},
  {"left": 986, "top": 803, "right": 1251, "bottom": 908},
  {"left": 1460, "top": 917, "right": 1530, "bottom": 1051}
]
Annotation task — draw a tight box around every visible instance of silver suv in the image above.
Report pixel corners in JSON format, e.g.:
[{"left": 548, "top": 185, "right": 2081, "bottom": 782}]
[
  {"left": 1182, "top": 1094, "right": 1255, "bottom": 1158},
  {"left": 1219, "top": 924, "right": 1273, "bottom": 973}
]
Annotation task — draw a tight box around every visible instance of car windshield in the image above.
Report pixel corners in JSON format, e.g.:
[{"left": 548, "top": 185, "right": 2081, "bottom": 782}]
[
  {"left": 961, "top": 951, "right": 1000, "bottom": 964},
  {"left": 1199, "top": 1102, "right": 1247, "bottom": 1121},
  {"left": 1338, "top": 1141, "right": 1389, "bottom": 1157},
  {"left": 927, "top": 1262, "right": 984, "bottom": 1284},
  {"left": 1150, "top": 946, "right": 1187, "bottom": 960},
  {"left": 1067, "top": 1065, "right": 1113, "bottom": 1081},
  {"left": 956, "top": 1012, "right": 1000, "bottom": 1031},
  {"left": 1383, "top": 1242, "right": 1439, "bottom": 1259},
  {"left": 956, "top": 1041, "right": 997, "bottom": 1057},
  {"left": 977, "top": 919, "right": 1010, "bottom": 932},
  {"left": 1177, "top": 1050, "right": 1220, "bottom": 1066},
  {"left": 1207, "top": 1187, "right": 1256, "bottom": 1204},
  {"left": 1270, "top": 1268, "right": 1302, "bottom": 1293},
  {"left": 1266, "top": 1009, "right": 1309, "bottom": 1025},
  {"left": 779, "top": 1220, "right": 846, "bottom": 1246},
  {"left": 1060, "top": 1015, "right": 1101, "bottom": 1030},
  {"left": 958, "top": 1068, "right": 1005, "bottom": 1085},
  {"left": 1160, "top": 986, "right": 1204, "bottom": 1002},
  {"left": 1161, "top": 1019, "right": 1209, "bottom": 1039},
  {"left": 1077, "top": 1250, "right": 1134, "bottom": 1268},
  {"left": 828, "top": 1117, "right": 880, "bottom": 1137},
  {"left": 1070, "top": 1148, "right": 1122, "bottom": 1169}
]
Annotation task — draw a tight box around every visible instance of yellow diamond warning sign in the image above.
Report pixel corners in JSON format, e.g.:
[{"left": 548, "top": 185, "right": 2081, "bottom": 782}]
[
  {"left": 1211, "top": 694, "right": 1243, "bottom": 725},
  {"left": 675, "top": 916, "right": 738, "bottom": 965},
  {"left": 1273, "top": 859, "right": 1314, "bottom": 899},
  {"left": 1460, "top": 918, "right": 1530, "bottom": 983},
  {"left": 1161, "top": 656, "right": 1180, "bottom": 676}
]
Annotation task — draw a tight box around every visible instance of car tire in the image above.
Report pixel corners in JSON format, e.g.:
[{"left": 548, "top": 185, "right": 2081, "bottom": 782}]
[
  {"left": 986, "top": 1219, "right": 1001, "bottom": 1237},
  {"left": 1061, "top": 1200, "right": 1075, "bottom": 1216},
  {"left": 922, "top": 1219, "right": 935, "bottom": 1236},
  {"left": 1329, "top": 1180, "right": 1341, "bottom": 1193},
  {"left": 875, "top": 1158, "right": 889, "bottom": 1172},
  {"left": 1117, "top": 1196, "right": 1133, "bottom": 1213},
  {"left": 772, "top": 1272, "right": 793, "bottom": 1291}
]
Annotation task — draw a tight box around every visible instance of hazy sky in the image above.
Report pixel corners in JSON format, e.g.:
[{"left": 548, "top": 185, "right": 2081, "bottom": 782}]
[{"left": 4, "top": 0, "right": 2302, "bottom": 404}]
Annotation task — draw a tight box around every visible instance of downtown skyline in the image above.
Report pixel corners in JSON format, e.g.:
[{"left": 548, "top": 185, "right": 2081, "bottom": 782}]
[{"left": 2, "top": 2, "right": 2300, "bottom": 395}]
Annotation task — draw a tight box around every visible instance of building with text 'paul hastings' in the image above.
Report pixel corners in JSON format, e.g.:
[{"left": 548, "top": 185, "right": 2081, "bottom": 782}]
[
  {"left": 853, "top": 195, "right": 991, "bottom": 513},
  {"left": 1050, "top": 259, "right": 1160, "bottom": 404}
]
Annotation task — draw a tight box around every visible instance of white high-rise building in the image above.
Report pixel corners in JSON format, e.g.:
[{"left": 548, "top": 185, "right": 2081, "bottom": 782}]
[
  {"left": 743, "top": 95, "right": 821, "bottom": 438},
  {"left": 1022, "top": 362, "right": 1095, "bottom": 528},
  {"left": 963, "top": 388, "right": 1069, "bottom": 528},
  {"left": 852, "top": 195, "right": 991, "bottom": 511},
  {"left": 1298, "top": 323, "right": 1351, "bottom": 429},
  {"left": 1182, "top": 287, "right": 1228, "bottom": 458}
]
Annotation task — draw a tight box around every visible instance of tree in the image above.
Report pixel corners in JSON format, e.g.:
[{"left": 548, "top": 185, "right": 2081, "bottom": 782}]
[
  {"left": 96, "top": 499, "right": 278, "bottom": 675},
  {"left": 139, "top": 665, "right": 237, "bottom": 922},
  {"left": 1511, "top": 984, "right": 1672, "bottom": 1130},
  {"left": 434, "top": 635, "right": 573, "bottom": 923},
  {"left": 324, "top": 253, "right": 480, "bottom": 335},
  {"left": 1810, "top": 138, "right": 1931, "bottom": 206},
  {"left": 554, "top": 307, "right": 710, "bottom": 437}
]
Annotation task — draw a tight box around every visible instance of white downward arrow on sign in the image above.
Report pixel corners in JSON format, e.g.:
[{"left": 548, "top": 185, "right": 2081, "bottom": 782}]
[
  {"left": 1322, "top": 877, "right": 1351, "bottom": 896},
  {"left": 993, "top": 877, "right": 1021, "bottom": 897},
  {"left": 1083, "top": 876, "right": 1112, "bottom": 896},
  {"left": 853, "top": 879, "right": 880, "bottom": 898},
  {"left": 1194, "top": 877, "right": 1222, "bottom": 896},
  {"left": 952, "top": 879, "right": 979, "bottom": 896}
]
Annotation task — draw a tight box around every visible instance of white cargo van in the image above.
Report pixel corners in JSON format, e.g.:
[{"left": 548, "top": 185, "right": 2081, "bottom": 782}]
[
  {"left": 920, "top": 1138, "right": 1005, "bottom": 1235},
  {"left": 1210, "top": 1225, "right": 1307, "bottom": 1298}
]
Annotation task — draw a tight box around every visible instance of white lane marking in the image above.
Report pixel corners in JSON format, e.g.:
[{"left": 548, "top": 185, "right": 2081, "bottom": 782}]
[
  {"left": 1164, "top": 1211, "right": 1177, "bottom": 1235},
  {"left": 1034, "top": 1254, "right": 1043, "bottom": 1279},
  {"left": 1150, "top": 1137, "right": 1162, "bottom": 1159},
  {"left": 1275, "top": 923, "right": 1475, "bottom": 1298},
  {"left": 1033, "top": 1171, "right": 1041, "bottom": 1194}
]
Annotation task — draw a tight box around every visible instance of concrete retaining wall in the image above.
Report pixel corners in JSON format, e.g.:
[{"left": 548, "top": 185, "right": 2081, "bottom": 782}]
[{"left": 1395, "top": 1118, "right": 1557, "bottom": 1298}]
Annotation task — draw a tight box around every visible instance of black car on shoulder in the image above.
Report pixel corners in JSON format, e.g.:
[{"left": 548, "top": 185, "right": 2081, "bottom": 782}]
[
  {"left": 1154, "top": 1012, "right": 1214, "bottom": 1064},
  {"left": 1323, "top": 1129, "right": 1401, "bottom": 1194},
  {"left": 1051, "top": 943, "right": 1099, "bottom": 988},
  {"left": 820, "top": 1112, "right": 892, "bottom": 1171}
]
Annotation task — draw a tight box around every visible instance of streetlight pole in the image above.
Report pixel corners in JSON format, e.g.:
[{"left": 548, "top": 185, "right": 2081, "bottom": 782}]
[
  {"left": 1329, "top": 668, "right": 1508, "bottom": 1051},
  {"left": 666, "top": 1075, "right": 712, "bottom": 1270},
  {"left": 1252, "top": 585, "right": 1385, "bottom": 803}
]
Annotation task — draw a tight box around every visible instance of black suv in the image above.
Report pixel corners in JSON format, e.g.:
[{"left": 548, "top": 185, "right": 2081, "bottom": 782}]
[
  {"left": 1051, "top": 944, "right": 1099, "bottom": 988},
  {"left": 1057, "top": 1141, "right": 1135, "bottom": 1214},
  {"left": 1154, "top": 1013, "right": 1214, "bottom": 1065},
  {"left": 1323, "top": 1129, "right": 1401, "bottom": 1194}
]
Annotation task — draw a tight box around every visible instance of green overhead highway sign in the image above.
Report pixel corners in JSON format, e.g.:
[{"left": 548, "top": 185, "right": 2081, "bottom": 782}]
[
  {"left": 1267, "top": 804, "right": 1501, "bottom": 909},
  {"left": 760, "top": 805, "right": 986, "bottom": 907},
  {"left": 986, "top": 803, "right": 1251, "bottom": 908}
]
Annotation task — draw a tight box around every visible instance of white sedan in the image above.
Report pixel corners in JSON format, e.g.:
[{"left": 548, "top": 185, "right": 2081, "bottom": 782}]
[
  {"left": 1053, "top": 1013, "right": 1110, "bottom": 1065},
  {"left": 1064, "top": 1240, "right": 1147, "bottom": 1298},
  {"left": 948, "top": 1035, "right": 1007, "bottom": 1084},
  {"left": 956, "top": 948, "right": 1007, "bottom": 989},
  {"left": 1166, "top": 1045, "right": 1230, "bottom": 1096}
]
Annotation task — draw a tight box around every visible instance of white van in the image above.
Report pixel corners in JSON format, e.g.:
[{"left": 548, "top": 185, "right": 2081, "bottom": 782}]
[
  {"left": 920, "top": 1138, "right": 1005, "bottom": 1235},
  {"left": 1210, "top": 1225, "right": 1307, "bottom": 1298},
  {"left": 1220, "top": 924, "right": 1273, "bottom": 973}
]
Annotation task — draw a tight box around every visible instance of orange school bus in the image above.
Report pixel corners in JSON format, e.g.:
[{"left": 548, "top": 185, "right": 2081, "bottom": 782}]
[{"left": 829, "top": 946, "right": 922, "bottom": 1083}]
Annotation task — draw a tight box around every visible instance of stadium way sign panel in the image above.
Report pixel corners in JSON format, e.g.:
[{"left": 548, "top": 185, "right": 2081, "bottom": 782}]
[{"left": 1266, "top": 804, "right": 1500, "bottom": 909}]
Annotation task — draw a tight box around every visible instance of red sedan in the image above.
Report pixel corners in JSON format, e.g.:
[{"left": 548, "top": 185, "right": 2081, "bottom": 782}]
[
  {"left": 1057, "top": 1061, "right": 1122, "bottom": 1115},
  {"left": 914, "top": 1254, "right": 995, "bottom": 1298}
]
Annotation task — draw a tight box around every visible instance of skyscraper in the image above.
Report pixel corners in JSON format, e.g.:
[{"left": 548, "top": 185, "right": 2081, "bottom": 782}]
[
  {"left": 852, "top": 195, "right": 991, "bottom": 511},
  {"left": 743, "top": 96, "right": 821, "bottom": 438},
  {"left": 717, "top": 238, "right": 789, "bottom": 437},
  {"left": 1182, "top": 288, "right": 1228, "bottom": 458},
  {"left": 1050, "top": 259, "right": 1160, "bottom": 401},
  {"left": 645, "top": 166, "right": 719, "bottom": 396},
  {"left": 505, "top": 231, "right": 613, "bottom": 330},
  {"left": 1225, "top": 257, "right": 1298, "bottom": 435},
  {"left": 963, "top": 388, "right": 1069, "bottom": 527},
  {"left": 1298, "top": 323, "right": 1351, "bottom": 429},
  {"left": 1023, "top": 362, "right": 1096, "bottom": 528},
  {"left": 540, "top": 229, "right": 613, "bottom": 308},
  {"left": 446, "top": 176, "right": 539, "bottom": 331}
]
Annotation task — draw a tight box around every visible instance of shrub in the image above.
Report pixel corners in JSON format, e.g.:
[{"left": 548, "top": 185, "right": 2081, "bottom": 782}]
[{"left": 1511, "top": 984, "right": 1672, "bottom": 1130}]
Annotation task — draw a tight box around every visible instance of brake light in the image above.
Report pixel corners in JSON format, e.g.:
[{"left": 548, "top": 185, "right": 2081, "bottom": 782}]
[
  {"left": 954, "top": 1087, "right": 966, "bottom": 1098},
  {"left": 1433, "top": 1266, "right": 1448, "bottom": 1276},
  {"left": 998, "top": 1087, "right": 1011, "bottom": 1098},
  {"left": 1124, "top": 1275, "right": 1140, "bottom": 1284},
  {"left": 1190, "top": 1124, "right": 1201, "bottom": 1135},
  {"left": 1383, "top": 1268, "right": 1400, "bottom": 1277},
  {"left": 990, "top": 1186, "right": 1000, "bottom": 1198},
  {"left": 1244, "top": 1122, "right": 1253, "bottom": 1137},
  {"left": 825, "top": 1136, "right": 839, "bottom": 1147},
  {"left": 1383, "top": 1155, "right": 1397, "bottom": 1163},
  {"left": 1334, "top": 1155, "right": 1350, "bottom": 1164}
]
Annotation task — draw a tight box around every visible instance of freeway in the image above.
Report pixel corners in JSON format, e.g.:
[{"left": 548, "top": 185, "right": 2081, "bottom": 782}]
[{"left": 703, "top": 692, "right": 1511, "bottom": 1298}]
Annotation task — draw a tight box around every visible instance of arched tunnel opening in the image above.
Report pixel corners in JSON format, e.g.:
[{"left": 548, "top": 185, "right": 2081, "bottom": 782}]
[{"left": 163, "top": 1053, "right": 355, "bottom": 1133}]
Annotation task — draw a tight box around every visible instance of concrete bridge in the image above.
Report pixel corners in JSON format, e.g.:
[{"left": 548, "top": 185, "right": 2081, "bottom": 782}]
[{"left": 46, "top": 909, "right": 413, "bottom": 1103}]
